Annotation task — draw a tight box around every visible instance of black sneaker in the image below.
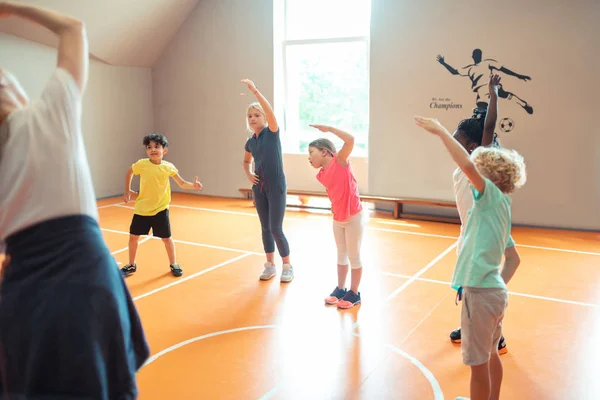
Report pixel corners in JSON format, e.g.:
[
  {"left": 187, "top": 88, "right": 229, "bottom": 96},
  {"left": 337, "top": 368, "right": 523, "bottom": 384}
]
[
  {"left": 450, "top": 328, "right": 508, "bottom": 355},
  {"left": 337, "top": 290, "right": 361, "bottom": 309},
  {"left": 170, "top": 263, "right": 183, "bottom": 277},
  {"left": 325, "top": 287, "right": 347, "bottom": 305},
  {"left": 121, "top": 264, "right": 136, "bottom": 277},
  {"left": 498, "top": 336, "right": 508, "bottom": 355},
  {"left": 450, "top": 327, "right": 461, "bottom": 343}
]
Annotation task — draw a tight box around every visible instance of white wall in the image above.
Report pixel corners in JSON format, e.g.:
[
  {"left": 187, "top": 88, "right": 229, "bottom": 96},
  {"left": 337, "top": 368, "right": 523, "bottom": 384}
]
[
  {"left": 153, "top": 0, "right": 276, "bottom": 197},
  {"left": 153, "top": 0, "right": 370, "bottom": 197},
  {"left": 369, "top": 0, "right": 600, "bottom": 230},
  {"left": 0, "top": 33, "right": 153, "bottom": 198},
  {"left": 154, "top": 0, "right": 599, "bottom": 230}
]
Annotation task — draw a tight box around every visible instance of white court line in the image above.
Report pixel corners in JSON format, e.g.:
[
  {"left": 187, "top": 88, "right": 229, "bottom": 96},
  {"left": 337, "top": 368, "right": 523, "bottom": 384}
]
[
  {"left": 383, "top": 243, "right": 457, "bottom": 304},
  {"left": 101, "top": 228, "right": 131, "bottom": 235},
  {"left": 141, "top": 324, "right": 281, "bottom": 399},
  {"left": 369, "top": 226, "right": 457, "bottom": 240},
  {"left": 383, "top": 272, "right": 600, "bottom": 308},
  {"left": 371, "top": 227, "right": 600, "bottom": 256},
  {"left": 99, "top": 203, "right": 445, "bottom": 396},
  {"left": 98, "top": 202, "right": 124, "bottom": 209},
  {"left": 133, "top": 253, "right": 252, "bottom": 301},
  {"left": 399, "top": 293, "right": 451, "bottom": 347},
  {"left": 169, "top": 204, "right": 305, "bottom": 222},
  {"left": 386, "top": 345, "right": 444, "bottom": 400},
  {"left": 376, "top": 220, "right": 422, "bottom": 228},
  {"left": 143, "top": 325, "right": 277, "bottom": 366},
  {"left": 114, "top": 204, "right": 134, "bottom": 210},
  {"left": 110, "top": 235, "right": 152, "bottom": 256},
  {"left": 347, "top": 246, "right": 453, "bottom": 399},
  {"left": 99, "top": 202, "right": 600, "bottom": 256},
  {"left": 141, "top": 322, "right": 442, "bottom": 400},
  {"left": 350, "top": 242, "right": 450, "bottom": 398},
  {"left": 164, "top": 237, "right": 263, "bottom": 256},
  {"left": 351, "top": 244, "right": 455, "bottom": 335},
  {"left": 128, "top": 248, "right": 447, "bottom": 398},
  {"left": 98, "top": 200, "right": 594, "bottom": 397},
  {"left": 114, "top": 203, "right": 306, "bottom": 221},
  {"left": 257, "top": 387, "right": 279, "bottom": 400},
  {"left": 102, "top": 221, "right": 597, "bottom": 309},
  {"left": 107, "top": 204, "right": 445, "bottom": 398},
  {"left": 100, "top": 227, "right": 263, "bottom": 256},
  {"left": 516, "top": 244, "right": 600, "bottom": 256}
]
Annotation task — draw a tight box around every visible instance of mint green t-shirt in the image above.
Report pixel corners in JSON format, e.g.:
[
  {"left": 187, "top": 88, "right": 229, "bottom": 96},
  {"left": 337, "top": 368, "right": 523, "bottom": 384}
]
[{"left": 451, "top": 178, "right": 512, "bottom": 291}]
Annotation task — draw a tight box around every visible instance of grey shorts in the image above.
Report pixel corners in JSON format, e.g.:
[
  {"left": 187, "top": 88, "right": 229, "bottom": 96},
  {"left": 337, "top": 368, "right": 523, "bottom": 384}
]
[{"left": 461, "top": 287, "right": 508, "bottom": 366}]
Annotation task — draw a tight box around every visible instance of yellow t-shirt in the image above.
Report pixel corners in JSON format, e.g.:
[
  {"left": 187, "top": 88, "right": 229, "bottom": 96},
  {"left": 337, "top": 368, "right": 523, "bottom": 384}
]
[{"left": 132, "top": 159, "right": 178, "bottom": 216}]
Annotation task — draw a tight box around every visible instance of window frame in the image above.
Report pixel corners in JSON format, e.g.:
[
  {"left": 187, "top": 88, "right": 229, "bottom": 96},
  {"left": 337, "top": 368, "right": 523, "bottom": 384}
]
[{"left": 276, "top": 0, "right": 371, "bottom": 156}]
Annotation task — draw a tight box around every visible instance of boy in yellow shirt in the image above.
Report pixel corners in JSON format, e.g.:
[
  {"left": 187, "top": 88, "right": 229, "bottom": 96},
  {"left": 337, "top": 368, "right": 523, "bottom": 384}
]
[{"left": 122, "top": 133, "right": 202, "bottom": 277}]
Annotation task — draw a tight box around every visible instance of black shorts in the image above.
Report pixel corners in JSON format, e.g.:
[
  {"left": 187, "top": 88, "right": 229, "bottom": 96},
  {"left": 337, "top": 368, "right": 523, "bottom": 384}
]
[{"left": 129, "top": 209, "right": 171, "bottom": 238}]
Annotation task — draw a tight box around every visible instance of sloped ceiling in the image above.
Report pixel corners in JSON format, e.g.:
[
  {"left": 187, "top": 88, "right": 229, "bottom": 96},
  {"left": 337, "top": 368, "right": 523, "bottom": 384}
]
[{"left": 0, "top": 0, "right": 200, "bottom": 67}]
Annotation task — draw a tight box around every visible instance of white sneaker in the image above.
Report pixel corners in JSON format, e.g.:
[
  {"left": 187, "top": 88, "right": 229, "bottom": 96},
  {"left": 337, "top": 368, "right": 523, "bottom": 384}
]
[
  {"left": 280, "top": 263, "right": 294, "bottom": 282},
  {"left": 260, "top": 262, "right": 276, "bottom": 281}
]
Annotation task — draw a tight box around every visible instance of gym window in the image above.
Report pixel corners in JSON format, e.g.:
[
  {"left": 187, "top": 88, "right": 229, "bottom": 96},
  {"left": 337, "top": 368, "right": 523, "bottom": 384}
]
[{"left": 274, "top": 0, "right": 372, "bottom": 156}]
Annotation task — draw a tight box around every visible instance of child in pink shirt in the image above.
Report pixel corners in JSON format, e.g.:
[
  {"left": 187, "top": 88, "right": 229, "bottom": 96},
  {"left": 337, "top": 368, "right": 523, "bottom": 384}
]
[{"left": 308, "top": 125, "right": 365, "bottom": 309}]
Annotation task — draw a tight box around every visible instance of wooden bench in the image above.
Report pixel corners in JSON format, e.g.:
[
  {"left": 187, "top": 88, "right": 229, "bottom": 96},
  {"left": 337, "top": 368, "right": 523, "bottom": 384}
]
[{"left": 239, "top": 188, "right": 459, "bottom": 224}]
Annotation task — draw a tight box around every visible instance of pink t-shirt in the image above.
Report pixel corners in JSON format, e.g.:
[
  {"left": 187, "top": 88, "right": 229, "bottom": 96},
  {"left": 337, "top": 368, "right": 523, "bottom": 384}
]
[{"left": 316, "top": 154, "right": 363, "bottom": 222}]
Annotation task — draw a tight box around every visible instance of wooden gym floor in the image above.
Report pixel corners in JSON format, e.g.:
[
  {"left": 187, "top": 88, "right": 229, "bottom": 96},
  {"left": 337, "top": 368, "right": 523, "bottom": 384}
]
[{"left": 97, "top": 193, "right": 597, "bottom": 398}]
